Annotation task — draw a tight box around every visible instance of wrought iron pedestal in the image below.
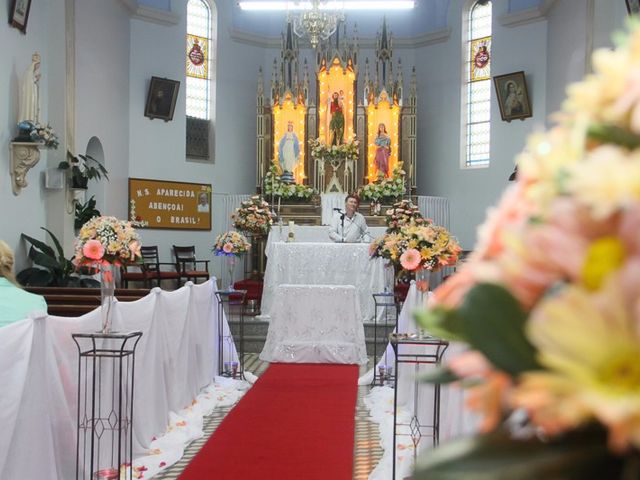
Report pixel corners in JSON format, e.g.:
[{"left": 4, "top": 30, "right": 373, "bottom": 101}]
[
  {"left": 372, "top": 292, "right": 399, "bottom": 386},
  {"left": 390, "top": 333, "right": 449, "bottom": 480},
  {"left": 72, "top": 331, "right": 143, "bottom": 480},
  {"left": 214, "top": 289, "right": 247, "bottom": 379}
]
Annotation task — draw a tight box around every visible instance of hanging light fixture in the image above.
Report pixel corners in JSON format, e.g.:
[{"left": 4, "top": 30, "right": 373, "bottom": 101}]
[{"left": 290, "top": 0, "right": 345, "bottom": 49}]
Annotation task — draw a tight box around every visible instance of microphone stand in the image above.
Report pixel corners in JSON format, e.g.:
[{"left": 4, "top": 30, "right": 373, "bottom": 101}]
[{"left": 340, "top": 212, "right": 346, "bottom": 243}]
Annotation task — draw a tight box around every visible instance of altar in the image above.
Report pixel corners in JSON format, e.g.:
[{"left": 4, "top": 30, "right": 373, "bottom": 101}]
[{"left": 260, "top": 241, "right": 386, "bottom": 323}]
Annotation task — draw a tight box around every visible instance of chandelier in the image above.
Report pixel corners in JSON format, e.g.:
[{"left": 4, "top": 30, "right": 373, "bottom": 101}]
[{"left": 291, "top": 0, "right": 345, "bottom": 49}]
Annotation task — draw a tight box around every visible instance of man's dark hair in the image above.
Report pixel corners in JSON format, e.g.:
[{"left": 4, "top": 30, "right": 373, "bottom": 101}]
[{"left": 345, "top": 194, "right": 360, "bottom": 206}]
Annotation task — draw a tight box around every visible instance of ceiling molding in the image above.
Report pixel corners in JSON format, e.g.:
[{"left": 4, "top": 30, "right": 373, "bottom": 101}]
[
  {"left": 120, "top": 0, "right": 180, "bottom": 25},
  {"left": 228, "top": 27, "right": 451, "bottom": 50},
  {"left": 498, "top": 5, "right": 548, "bottom": 27}
]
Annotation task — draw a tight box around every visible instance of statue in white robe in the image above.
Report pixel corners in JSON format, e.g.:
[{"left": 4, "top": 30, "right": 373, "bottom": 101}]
[{"left": 18, "top": 52, "right": 41, "bottom": 124}]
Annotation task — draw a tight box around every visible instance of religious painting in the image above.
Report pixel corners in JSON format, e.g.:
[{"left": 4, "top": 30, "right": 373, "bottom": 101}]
[
  {"left": 493, "top": 71, "right": 532, "bottom": 122},
  {"left": 128, "top": 178, "right": 212, "bottom": 230},
  {"left": 9, "top": 0, "right": 32, "bottom": 33},
  {"left": 273, "top": 92, "right": 306, "bottom": 184},
  {"left": 470, "top": 36, "right": 491, "bottom": 82},
  {"left": 366, "top": 91, "right": 400, "bottom": 183},
  {"left": 144, "top": 77, "right": 180, "bottom": 121},
  {"left": 627, "top": 0, "right": 640, "bottom": 14},
  {"left": 317, "top": 57, "right": 356, "bottom": 146}
]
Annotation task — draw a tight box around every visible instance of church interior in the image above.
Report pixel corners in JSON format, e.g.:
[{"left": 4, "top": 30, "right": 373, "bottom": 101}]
[{"left": 2, "top": 1, "right": 639, "bottom": 479}]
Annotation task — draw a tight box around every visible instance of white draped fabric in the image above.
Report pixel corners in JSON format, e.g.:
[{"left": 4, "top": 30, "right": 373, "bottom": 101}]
[
  {"left": 260, "top": 284, "right": 367, "bottom": 365},
  {"left": 361, "top": 282, "right": 479, "bottom": 479},
  {"left": 261, "top": 242, "right": 386, "bottom": 322},
  {"left": 320, "top": 192, "right": 347, "bottom": 225},
  {"left": 0, "top": 280, "right": 241, "bottom": 479},
  {"left": 266, "top": 225, "right": 387, "bottom": 256}
]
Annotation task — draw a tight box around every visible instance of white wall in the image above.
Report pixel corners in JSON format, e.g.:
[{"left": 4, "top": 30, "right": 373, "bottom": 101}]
[{"left": 0, "top": 0, "right": 66, "bottom": 271}]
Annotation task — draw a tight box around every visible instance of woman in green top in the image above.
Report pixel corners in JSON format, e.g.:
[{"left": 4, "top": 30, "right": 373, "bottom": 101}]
[{"left": 0, "top": 240, "right": 47, "bottom": 328}]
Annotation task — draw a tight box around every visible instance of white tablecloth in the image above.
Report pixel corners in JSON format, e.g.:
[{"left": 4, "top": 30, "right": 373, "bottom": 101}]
[
  {"left": 261, "top": 241, "right": 386, "bottom": 322},
  {"left": 266, "top": 225, "right": 387, "bottom": 256},
  {"left": 0, "top": 280, "right": 241, "bottom": 479},
  {"left": 260, "top": 284, "right": 367, "bottom": 364}
]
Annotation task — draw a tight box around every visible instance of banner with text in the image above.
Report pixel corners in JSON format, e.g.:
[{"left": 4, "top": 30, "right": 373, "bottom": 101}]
[{"left": 128, "top": 178, "right": 212, "bottom": 230}]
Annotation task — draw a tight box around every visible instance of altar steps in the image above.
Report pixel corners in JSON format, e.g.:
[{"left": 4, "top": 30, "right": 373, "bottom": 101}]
[{"left": 228, "top": 315, "right": 396, "bottom": 356}]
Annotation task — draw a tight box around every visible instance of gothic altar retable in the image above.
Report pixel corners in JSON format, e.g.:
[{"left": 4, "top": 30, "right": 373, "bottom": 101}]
[{"left": 256, "top": 19, "right": 417, "bottom": 196}]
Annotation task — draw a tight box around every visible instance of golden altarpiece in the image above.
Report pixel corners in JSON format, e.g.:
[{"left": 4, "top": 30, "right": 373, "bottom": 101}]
[{"left": 256, "top": 20, "right": 417, "bottom": 196}]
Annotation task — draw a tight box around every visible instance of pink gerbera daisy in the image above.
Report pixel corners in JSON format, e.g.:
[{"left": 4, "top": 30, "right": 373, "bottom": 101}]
[
  {"left": 400, "top": 248, "right": 421, "bottom": 270},
  {"left": 83, "top": 239, "right": 105, "bottom": 261},
  {"left": 223, "top": 243, "right": 233, "bottom": 253}
]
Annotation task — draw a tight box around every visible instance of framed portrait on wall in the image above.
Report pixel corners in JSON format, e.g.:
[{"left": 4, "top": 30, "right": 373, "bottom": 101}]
[
  {"left": 493, "top": 71, "right": 532, "bottom": 122},
  {"left": 144, "top": 77, "right": 180, "bottom": 122},
  {"left": 627, "top": 0, "right": 640, "bottom": 15},
  {"left": 9, "top": 0, "right": 32, "bottom": 33}
]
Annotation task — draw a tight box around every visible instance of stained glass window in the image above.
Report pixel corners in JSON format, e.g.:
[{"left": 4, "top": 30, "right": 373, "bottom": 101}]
[
  {"left": 186, "top": 0, "right": 212, "bottom": 121},
  {"left": 463, "top": 0, "right": 492, "bottom": 168}
]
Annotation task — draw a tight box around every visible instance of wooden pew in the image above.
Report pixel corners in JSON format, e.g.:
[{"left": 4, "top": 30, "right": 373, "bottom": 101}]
[{"left": 25, "top": 287, "right": 151, "bottom": 317}]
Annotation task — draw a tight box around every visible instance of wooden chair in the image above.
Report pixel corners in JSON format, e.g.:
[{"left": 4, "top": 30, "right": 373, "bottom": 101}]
[
  {"left": 172, "top": 245, "right": 210, "bottom": 285},
  {"left": 121, "top": 246, "right": 180, "bottom": 288}
]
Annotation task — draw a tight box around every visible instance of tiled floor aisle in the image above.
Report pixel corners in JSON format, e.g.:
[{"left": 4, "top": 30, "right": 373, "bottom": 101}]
[{"left": 156, "top": 354, "right": 383, "bottom": 480}]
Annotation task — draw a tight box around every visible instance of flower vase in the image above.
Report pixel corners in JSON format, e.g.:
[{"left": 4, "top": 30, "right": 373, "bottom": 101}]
[
  {"left": 100, "top": 263, "right": 116, "bottom": 333},
  {"left": 227, "top": 255, "right": 237, "bottom": 291},
  {"left": 371, "top": 201, "right": 382, "bottom": 216},
  {"left": 415, "top": 268, "right": 431, "bottom": 293},
  {"left": 384, "top": 261, "right": 395, "bottom": 293}
]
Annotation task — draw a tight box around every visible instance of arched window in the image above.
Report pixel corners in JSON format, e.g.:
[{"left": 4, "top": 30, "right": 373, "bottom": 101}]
[
  {"left": 186, "top": 0, "right": 216, "bottom": 159},
  {"left": 462, "top": 0, "right": 491, "bottom": 168}
]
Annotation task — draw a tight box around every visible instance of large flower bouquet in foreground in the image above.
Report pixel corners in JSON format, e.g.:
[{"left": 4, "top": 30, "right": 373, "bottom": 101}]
[
  {"left": 213, "top": 231, "right": 250, "bottom": 257},
  {"left": 358, "top": 166, "right": 406, "bottom": 202},
  {"left": 74, "top": 216, "right": 141, "bottom": 268},
  {"left": 232, "top": 195, "right": 275, "bottom": 236},
  {"left": 263, "top": 164, "right": 317, "bottom": 200},
  {"left": 413, "top": 27, "right": 640, "bottom": 480},
  {"left": 309, "top": 137, "right": 359, "bottom": 161}
]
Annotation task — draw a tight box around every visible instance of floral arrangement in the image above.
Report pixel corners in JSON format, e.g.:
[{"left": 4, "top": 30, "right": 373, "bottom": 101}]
[
  {"left": 309, "top": 137, "right": 359, "bottom": 161},
  {"left": 213, "top": 231, "right": 251, "bottom": 257},
  {"left": 385, "top": 199, "right": 428, "bottom": 232},
  {"left": 413, "top": 25, "right": 640, "bottom": 479},
  {"left": 358, "top": 166, "right": 406, "bottom": 202},
  {"left": 369, "top": 223, "right": 461, "bottom": 272},
  {"left": 18, "top": 121, "right": 59, "bottom": 148},
  {"left": 263, "top": 164, "right": 317, "bottom": 200},
  {"left": 232, "top": 195, "right": 275, "bottom": 235},
  {"left": 73, "top": 216, "right": 141, "bottom": 267}
]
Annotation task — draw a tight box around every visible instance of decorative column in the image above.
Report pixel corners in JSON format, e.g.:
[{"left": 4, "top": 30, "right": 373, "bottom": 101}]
[{"left": 9, "top": 142, "right": 41, "bottom": 195}]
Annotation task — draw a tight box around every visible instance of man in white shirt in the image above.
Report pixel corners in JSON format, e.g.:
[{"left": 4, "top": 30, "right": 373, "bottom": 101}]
[{"left": 329, "top": 194, "right": 369, "bottom": 243}]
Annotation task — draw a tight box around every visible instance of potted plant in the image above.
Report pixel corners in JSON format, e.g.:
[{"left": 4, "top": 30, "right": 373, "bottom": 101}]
[{"left": 58, "top": 152, "right": 109, "bottom": 189}]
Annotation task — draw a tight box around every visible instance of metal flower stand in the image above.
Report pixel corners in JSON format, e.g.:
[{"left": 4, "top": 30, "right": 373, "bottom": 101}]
[
  {"left": 72, "top": 332, "right": 143, "bottom": 480},
  {"left": 390, "top": 333, "right": 449, "bottom": 480},
  {"left": 372, "top": 292, "right": 399, "bottom": 386},
  {"left": 214, "top": 289, "right": 247, "bottom": 379}
]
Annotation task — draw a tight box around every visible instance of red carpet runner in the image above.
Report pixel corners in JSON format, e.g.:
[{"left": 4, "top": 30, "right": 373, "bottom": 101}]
[{"left": 180, "top": 363, "right": 359, "bottom": 480}]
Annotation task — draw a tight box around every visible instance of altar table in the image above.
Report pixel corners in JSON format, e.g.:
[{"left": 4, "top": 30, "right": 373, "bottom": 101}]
[
  {"left": 260, "top": 284, "right": 367, "bottom": 364},
  {"left": 266, "top": 224, "right": 387, "bottom": 255},
  {"left": 260, "top": 241, "right": 386, "bottom": 322}
]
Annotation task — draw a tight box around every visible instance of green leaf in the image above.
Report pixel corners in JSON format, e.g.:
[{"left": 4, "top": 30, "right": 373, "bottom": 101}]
[
  {"left": 21, "top": 233, "right": 56, "bottom": 258},
  {"left": 455, "top": 283, "right": 540, "bottom": 375},
  {"left": 418, "top": 366, "right": 460, "bottom": 384},
  {"left": 412, "top": 427, "right": 621, "bottom": 480},
  {"left": 414, "top": 306, "right": 468, "bottom": 342},
  {"left": 16, "top": 267, "right": 53, "bottom": 287},
  {"left": 587, "top": 123, "right": 640, "bottom": 150},
  {"left": 41, "top": 227, "right": 65, "bottom": 262}
]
